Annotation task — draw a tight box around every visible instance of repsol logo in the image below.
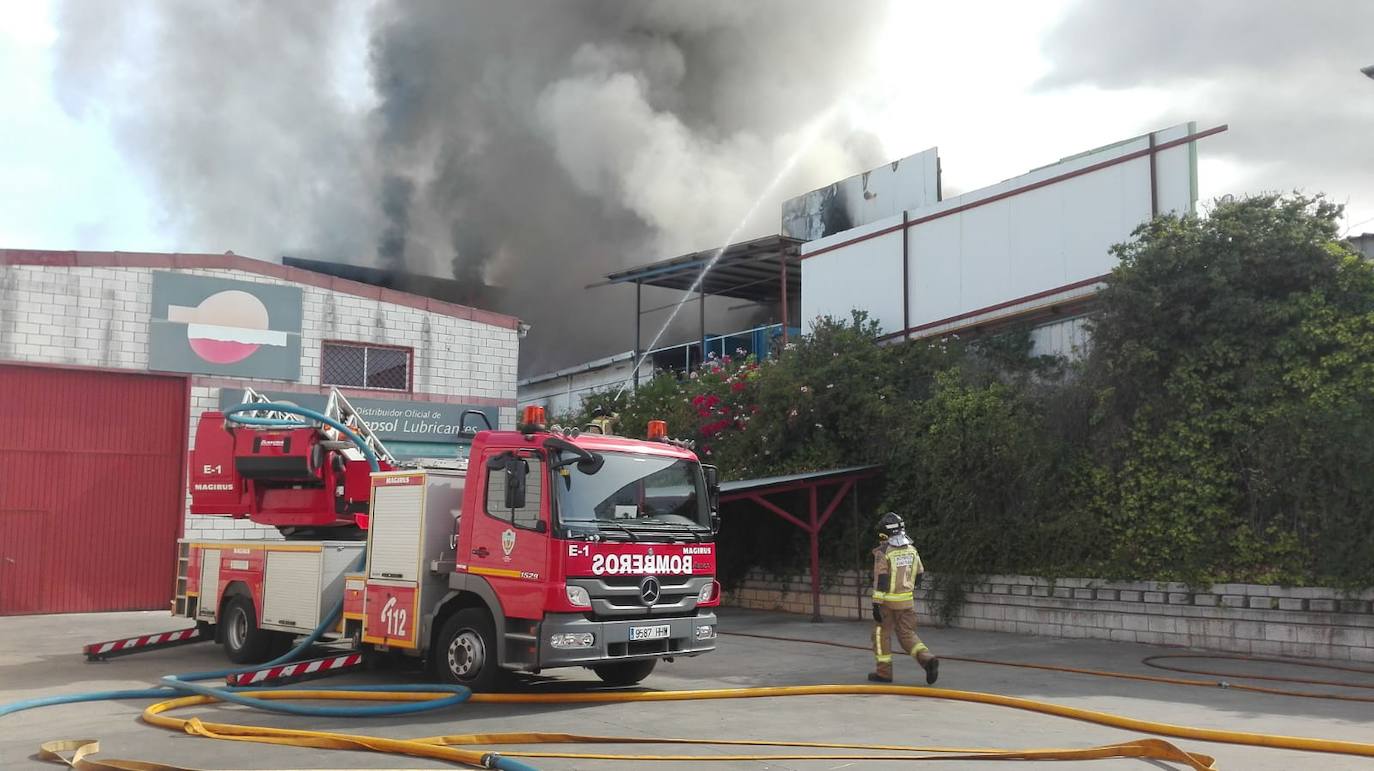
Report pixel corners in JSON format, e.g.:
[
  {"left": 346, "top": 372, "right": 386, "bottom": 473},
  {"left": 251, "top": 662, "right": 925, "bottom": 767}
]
[{"left": 592, "top": 553, "right": 691, "bottom": 576}]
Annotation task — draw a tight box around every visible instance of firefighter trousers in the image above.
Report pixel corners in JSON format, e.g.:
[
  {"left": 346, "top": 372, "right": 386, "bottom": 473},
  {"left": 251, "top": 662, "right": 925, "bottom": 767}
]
[{"left": 873, "top": 602, "right": 931, "bottom": 679}]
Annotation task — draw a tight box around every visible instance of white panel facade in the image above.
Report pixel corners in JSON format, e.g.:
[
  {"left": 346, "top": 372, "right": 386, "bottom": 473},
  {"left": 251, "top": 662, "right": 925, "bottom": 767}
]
[
  {"left": 800, "top": 123, "right": 1202, "bottom": 339},
  {"left": 801, "top": 215, "right": 906, "bottom": 334},
  {"left": 783, "top": 148, "right": 940, "bottom": 241},
  {"left": 518, "top": 355, "right": 647, "bottom": 416}
]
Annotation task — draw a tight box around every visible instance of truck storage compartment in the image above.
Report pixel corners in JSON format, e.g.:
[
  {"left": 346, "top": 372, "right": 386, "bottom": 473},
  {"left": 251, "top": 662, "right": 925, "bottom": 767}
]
[{"left": 259, "top": 542, "right": 364, "bottom": 633}]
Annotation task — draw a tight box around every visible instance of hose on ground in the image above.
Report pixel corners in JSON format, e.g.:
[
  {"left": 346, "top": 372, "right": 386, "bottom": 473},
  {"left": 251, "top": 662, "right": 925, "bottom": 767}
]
[
  {"left": 723, "top": 630, "right": 1374, "bottom": 703},
  {"left": 57, "top": 680, "right": 1374, "bottom": 770}
]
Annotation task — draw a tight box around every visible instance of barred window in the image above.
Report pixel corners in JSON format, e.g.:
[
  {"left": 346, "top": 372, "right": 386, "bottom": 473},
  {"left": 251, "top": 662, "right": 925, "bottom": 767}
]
[{"left": 321, "top": 343, "right": 410, "bottom": 391}]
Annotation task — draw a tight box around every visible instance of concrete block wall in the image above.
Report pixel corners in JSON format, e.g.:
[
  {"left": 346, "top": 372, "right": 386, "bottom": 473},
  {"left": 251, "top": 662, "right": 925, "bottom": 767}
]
[
  {"left": 0, "top": 265, "right": 519, "bottom": 398},
  {"left": 1, "top": 258, "right": 519, "bottom": 541},
  {"left": 725, "top": 570, "right": 1374, "bottom": 662}
]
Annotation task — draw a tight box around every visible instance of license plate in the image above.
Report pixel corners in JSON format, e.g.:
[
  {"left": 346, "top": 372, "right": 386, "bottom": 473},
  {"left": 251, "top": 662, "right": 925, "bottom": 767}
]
[{"left": 629, "top": 624, "right": 670, "bottom": 641}]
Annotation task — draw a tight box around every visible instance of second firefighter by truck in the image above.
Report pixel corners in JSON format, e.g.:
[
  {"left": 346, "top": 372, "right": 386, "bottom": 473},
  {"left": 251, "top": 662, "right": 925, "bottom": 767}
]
[{"left": 869, "top": 512, "right": 939, "bottom": 684}]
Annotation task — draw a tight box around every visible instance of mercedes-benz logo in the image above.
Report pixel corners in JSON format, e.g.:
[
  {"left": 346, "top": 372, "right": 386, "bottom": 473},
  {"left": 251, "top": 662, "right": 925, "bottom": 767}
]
[{"left": 639, "top": 576, "right": 661, "bottom": 606}]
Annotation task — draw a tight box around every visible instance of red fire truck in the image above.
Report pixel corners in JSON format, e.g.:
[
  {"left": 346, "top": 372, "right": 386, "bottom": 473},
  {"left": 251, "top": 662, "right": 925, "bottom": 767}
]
[{"left": 174, "top": 392, "right": 720, "bottom": 689}]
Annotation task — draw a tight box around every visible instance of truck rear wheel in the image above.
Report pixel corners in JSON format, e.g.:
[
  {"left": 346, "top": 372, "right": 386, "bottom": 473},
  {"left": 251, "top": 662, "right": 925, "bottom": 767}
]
[
  {"left": 592, "top": 659, "right": 657, "bottom": 687},
  {"left": 433, "top": 608, "right": 502, "bottom": 691},
  {"left": 222, "top": 595, "right": 275, "bottom": 664}
]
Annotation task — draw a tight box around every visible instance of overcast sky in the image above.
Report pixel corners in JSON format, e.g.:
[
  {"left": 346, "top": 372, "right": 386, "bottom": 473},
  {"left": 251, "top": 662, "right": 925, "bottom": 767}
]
[{"left": 2, "top": 1, "right": 1371, "bottom": 266}]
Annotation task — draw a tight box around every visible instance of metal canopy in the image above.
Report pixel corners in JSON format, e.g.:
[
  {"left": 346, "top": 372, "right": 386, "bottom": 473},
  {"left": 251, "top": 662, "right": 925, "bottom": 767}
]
[
  {"left": 720, "top": 465, "right": 882, "bottom": 497},
  {"left": 719, "top": 464, "right": 883, "bottom": 622},
  {"left": 597, "top": 234, "right": 802, "bottom": 303}
]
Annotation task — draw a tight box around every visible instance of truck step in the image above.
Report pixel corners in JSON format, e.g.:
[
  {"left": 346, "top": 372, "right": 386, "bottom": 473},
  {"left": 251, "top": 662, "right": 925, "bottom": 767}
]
[
  {"left": 83, "top": 627, "right": 206, "bottom": 661},
  {"left": 225, "top": 652, "right": 364, "bottom": 687}
]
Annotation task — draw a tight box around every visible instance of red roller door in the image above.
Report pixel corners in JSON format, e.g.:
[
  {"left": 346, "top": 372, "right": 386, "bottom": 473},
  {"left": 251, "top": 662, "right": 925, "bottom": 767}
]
[{"left": 0, "top": 364, "right": 187, "bottom": 614}]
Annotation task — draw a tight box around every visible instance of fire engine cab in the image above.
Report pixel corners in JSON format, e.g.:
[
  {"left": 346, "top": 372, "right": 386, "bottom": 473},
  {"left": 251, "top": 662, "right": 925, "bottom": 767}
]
[{"left": 177, "top": 394, "right": 720, "bottom": 688}]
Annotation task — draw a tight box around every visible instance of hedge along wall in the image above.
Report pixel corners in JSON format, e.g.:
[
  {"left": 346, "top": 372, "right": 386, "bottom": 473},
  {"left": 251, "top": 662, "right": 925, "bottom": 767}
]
[{"left": 724, "top": 570, "right": 1374, "bottom": 662}]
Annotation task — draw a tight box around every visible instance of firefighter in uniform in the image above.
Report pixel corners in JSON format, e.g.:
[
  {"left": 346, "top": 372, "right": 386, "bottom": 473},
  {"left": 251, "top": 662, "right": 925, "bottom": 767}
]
[{"left": 869, "top": 512, "right": 939, "bottom": 684}]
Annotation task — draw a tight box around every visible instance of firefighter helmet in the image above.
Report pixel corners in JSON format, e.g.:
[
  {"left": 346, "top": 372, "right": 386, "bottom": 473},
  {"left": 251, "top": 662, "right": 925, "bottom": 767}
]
[{"left": 877, "top": 512, "right": 905, "bottom": 538}]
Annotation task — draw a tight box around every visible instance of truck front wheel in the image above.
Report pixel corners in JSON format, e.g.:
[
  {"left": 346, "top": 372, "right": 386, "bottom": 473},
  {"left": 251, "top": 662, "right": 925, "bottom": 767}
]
[
  {"left": 592, "top": 659, "right": 657, "bottom": 687},
  {"left": 433, "top": 608, "right": 502, "bottom": 691},
  {"left": 222, "top": 595, "right": 274, "bottom": 664}
]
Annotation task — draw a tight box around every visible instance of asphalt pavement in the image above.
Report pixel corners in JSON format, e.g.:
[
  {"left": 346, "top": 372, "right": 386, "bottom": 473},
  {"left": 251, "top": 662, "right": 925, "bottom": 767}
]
[{"left": 2, "top": 607, "right": 1372, "bottom": 770}]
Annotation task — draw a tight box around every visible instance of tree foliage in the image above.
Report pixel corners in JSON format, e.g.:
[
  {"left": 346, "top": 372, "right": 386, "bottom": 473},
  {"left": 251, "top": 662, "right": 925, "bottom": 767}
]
[{"left": 563, "top": 195, "right": 1374, "bottom": 590}]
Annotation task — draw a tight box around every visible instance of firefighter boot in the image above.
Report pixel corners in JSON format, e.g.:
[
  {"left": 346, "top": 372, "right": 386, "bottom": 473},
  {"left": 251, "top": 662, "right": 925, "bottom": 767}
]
[
  {"left": 923, "top": 656, "right": 940, "bottom": 684},
  {"left": 914, "top": 648, "right": 939, "bottom": 684},
  {"left": 867, "top": 671, "right": 893, "bottom": 683}
]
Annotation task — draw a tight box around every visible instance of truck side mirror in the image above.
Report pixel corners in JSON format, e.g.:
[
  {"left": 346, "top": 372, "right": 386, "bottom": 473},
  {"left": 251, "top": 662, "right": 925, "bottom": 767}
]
[
  {"left": 702, "top": 464, "right": 721, "bottom": 511},
  {"left": 503, "top": 456, "right": 528, "bottom": 511}
]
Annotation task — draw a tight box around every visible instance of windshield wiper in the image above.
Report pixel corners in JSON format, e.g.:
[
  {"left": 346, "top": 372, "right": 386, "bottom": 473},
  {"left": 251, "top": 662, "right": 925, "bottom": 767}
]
[
  {"left": 599, "top": 519, "right": 640, "bottom": 542},
  {"left": 633, "top": 521, "right": 706, "bottom": 542}
]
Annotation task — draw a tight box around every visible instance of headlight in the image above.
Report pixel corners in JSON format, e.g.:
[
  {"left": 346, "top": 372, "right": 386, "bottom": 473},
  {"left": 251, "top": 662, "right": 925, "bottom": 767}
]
[
  {"left": 565, "top": 585, "right": 591, "bottom": 607},
  {"left": 695, "top": 624, "right": 716, "bottom": 640},
  {"left": 551, "top": 632, "right": 595, "bottom": 649},
  {"left": 697, "top": 581, "right": 717, "bottom": 603}
]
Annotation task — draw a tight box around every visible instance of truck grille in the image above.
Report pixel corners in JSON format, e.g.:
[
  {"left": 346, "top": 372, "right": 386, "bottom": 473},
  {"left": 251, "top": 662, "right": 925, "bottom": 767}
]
[{"left": 568, "top": 575, "right": 711, "bottom": 620}]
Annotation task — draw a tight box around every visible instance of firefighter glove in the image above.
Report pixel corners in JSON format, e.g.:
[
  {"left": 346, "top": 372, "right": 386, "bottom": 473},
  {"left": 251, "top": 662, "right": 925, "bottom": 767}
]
[{"left": 871, "top": 603, "right": 882, "bottom": 623}]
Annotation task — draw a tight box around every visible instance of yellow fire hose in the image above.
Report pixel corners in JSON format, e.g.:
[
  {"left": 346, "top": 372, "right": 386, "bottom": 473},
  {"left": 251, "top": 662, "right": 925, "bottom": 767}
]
[
  {"left": 35, "top": 632, "right": 1374, "bottom": 770},
  {"left": 35, "top": 680, "right": 1374, "bottom": 770}
]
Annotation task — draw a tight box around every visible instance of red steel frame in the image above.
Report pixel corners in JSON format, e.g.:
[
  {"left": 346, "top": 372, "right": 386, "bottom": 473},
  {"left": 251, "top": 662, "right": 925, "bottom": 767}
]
[{"left": 720, "top": 468, "right": 881, "bottom": 622}]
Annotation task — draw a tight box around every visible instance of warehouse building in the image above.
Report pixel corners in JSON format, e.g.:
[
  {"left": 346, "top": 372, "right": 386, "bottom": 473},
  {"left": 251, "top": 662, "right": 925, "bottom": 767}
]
[
  {"left": 0, "top": 249, "right": 519, "bottom": 614},
  {"left": 520, "top": 122, "right": 1220, "bottom": 414}
]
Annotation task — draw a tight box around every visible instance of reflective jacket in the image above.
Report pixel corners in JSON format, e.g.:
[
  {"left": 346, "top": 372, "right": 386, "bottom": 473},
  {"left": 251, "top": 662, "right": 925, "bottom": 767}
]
[{"left": 872, "top": 541, "right": 923, "bottom": 605}]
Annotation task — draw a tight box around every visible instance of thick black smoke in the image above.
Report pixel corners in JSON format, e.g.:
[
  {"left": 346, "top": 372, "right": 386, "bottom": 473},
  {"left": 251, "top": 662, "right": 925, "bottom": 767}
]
[{"left": 52, "top": 0, "right": 890, "bottom": 374}]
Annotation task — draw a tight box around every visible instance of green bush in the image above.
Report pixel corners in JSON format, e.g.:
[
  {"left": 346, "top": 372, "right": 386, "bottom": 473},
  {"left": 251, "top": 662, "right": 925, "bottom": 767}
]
[{"left": 563, "top": 195, "right": 1374, "bottom": 591}]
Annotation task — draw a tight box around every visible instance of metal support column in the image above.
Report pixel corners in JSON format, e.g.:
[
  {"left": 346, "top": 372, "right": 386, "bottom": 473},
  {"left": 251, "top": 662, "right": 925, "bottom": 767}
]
[
  {"left": 901, "top": 210, "right": 911, "bottom": 341},
  {"left": 1148, "top": 132, "right": 1159, "bottom": 218},
  {"left": 699, "top": 285, "right": 707, "bottom": 366},
  {"left": 780, "top": 255, "right": 790, "bottom": 348},
  {"left": 853, "top": 488, "right": 863, "bottom": 620},
  {"left": 633, "top": 280, "right": 642, "bottom": 389}
]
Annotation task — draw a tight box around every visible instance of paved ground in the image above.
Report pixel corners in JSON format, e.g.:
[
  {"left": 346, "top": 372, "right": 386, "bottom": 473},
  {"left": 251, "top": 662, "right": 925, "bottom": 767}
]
[{"left": 2, "top": 608, "right": 1372, "bottom": 770}]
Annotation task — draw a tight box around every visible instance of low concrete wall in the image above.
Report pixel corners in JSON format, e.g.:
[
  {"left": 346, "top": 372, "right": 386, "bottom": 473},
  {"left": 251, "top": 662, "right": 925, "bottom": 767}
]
[{"left": 723, "top": 570, "right": 1374, "bottom": 662}]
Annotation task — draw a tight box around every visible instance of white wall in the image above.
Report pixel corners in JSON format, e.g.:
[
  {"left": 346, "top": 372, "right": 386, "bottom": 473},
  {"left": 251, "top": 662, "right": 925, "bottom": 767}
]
[
  {"left": 0, "top": 262, "right": 518, "bottom": 540},
  {"left": 518, "top": 357, "right": 650, "bottom": 417},
  {"left": 782, "top": 148, "right": 940, "bottom": 240},
  {"left": 800, "top": 123, "right": 1200, "bottom": 338}
]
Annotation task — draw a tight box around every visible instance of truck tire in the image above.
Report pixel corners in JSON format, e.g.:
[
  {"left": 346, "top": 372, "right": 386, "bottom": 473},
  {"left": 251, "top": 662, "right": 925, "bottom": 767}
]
[
  {"left": 592, "top": 659, "right": 657, "bottom": 687},
  {"left": 433, "top": 608, "right": 502, "bottom": 691},
  {"left": 221, "top": 595, "right": 275, "bottom": 664}
]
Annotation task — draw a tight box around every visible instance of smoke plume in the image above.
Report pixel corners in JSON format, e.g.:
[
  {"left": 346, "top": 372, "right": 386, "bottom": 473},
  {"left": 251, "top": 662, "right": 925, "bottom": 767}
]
[{"left": 52, "top": 0, "right": 891, "bottom": 374}]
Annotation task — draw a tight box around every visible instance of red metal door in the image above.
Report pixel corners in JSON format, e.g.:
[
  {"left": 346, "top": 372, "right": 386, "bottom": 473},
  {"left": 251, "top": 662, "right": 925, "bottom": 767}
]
[{"left": 0, "top": 365, "right": 187, "bottom": 614}]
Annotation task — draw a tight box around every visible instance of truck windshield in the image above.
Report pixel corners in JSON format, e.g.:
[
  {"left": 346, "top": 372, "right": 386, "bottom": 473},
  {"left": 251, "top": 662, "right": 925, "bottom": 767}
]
[{"left": 552, "top": 451, "right": 710, "bottom": 539}]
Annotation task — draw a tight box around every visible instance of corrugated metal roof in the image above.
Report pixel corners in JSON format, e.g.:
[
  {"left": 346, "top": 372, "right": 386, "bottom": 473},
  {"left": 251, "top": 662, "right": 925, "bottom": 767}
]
[
  {"left": 592, "top": 234, "right": 802, "bottom": 302},
  {"left": 719, "top": 465, "right": 881, "bottom": 497}
]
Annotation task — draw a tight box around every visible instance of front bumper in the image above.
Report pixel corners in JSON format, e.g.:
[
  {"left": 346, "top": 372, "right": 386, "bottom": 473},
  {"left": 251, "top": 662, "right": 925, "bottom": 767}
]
[{"left": 538, "top": 612, "right": 718, "bottom": 667}]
